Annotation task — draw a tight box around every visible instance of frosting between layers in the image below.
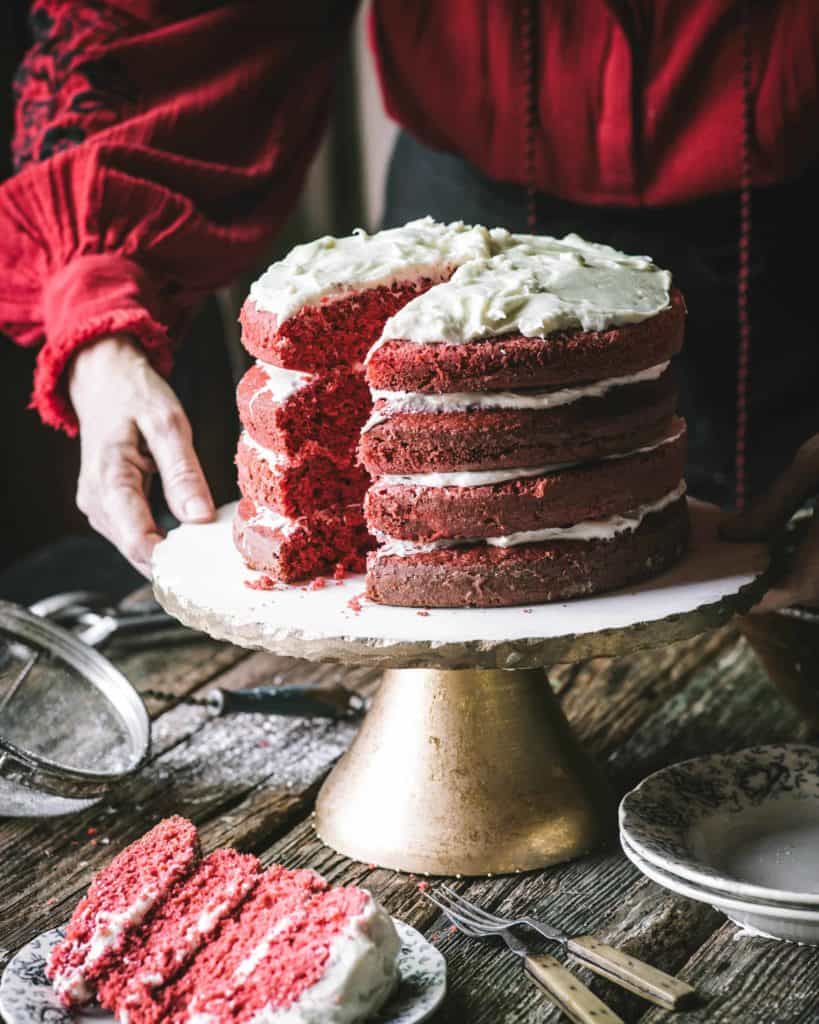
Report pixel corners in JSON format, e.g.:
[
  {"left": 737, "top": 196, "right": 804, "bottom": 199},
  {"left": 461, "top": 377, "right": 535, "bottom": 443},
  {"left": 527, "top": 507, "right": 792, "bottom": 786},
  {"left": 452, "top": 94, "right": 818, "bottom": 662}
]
[
  {"left": 248, "top": 361, "right": 313, "bottom": 413},
  {"left": 375, "top": 482, "right": 687, "bottom": 557},
  {"left": 187, "top": 896, "right": 399, "bottom": 1024},
  {"left": 243, "top": 504, "right": 300, "bottom": 539},
  {"left": 246, "top": 897, "right": 400, "bottom": 1024},
  {"left": 362, "top": 361, "right": 670, "bottom": 431},
  {"left": 249, "top": 217, "right": 491, "bottom": 322},
  {"left": 372, "top": 427, "right": 685, "bottom": 489},
  {"left": 54, "top": 890, "right": 159, "bottom": 1005},
  {"left": 371, "top": 229, "right": 671, "bottom": 350},
  {"left": 240, "top": 431, "right": 286, "bottom": 472}
]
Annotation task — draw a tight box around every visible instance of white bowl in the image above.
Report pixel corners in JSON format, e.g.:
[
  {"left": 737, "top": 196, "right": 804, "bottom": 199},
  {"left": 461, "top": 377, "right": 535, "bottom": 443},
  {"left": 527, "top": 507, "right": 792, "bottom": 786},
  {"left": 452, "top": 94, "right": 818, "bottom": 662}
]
[
  {"left": 619, "top": 744, "right": 819, "bottom": 906},
  {"left": 620, "top": 834, "right": 819, "bottom": 944}
]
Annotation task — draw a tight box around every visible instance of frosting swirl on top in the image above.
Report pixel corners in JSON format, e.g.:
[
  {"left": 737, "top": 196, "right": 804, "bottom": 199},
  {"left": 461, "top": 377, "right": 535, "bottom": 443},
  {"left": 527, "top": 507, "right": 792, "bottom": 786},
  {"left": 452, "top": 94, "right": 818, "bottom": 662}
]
[
  {"left": 373, "top": 229, "right": 671, "bottom": 349},
  {"left": 249, "top": 217, "right": 491, "bottom": 323}
]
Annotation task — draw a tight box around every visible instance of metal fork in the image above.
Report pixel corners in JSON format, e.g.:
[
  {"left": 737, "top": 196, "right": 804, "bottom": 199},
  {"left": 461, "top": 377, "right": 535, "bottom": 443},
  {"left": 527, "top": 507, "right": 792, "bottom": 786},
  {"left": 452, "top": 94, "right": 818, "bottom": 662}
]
[
  {"left": 425, "top": 888, "right": 624, "bottom": 1024},
  {"left": 432, "top": 885, "right": 695, "bottom": 1011}
]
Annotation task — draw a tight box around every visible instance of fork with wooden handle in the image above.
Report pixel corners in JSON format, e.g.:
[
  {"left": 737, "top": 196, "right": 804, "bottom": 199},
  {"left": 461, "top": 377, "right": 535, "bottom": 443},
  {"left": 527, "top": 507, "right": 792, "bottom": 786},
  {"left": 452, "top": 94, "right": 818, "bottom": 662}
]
[
  {"left": 425, "top": 890, "right": 624, "bottom": 1024},
  {"left": 435, "top": 885, "right": 696, "bottom": 1011}
]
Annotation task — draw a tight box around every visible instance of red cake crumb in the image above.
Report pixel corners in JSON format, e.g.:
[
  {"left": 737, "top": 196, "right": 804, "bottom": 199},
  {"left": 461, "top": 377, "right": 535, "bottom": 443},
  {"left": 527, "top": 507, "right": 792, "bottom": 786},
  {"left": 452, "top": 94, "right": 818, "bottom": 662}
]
[
  {"left": 236, "top": 433, "right": 369, "bottom": 519},
  {"left": 233, "top": 498, "right": 372, "bottom": 584},
  {"left": 97, "top": 849, "right": 260, "bottom": 1020},
  {"left": 237, "top": 364, "right": 370, "bottom": 460},
  {"left": 47, "top": 817, "right": 199, "bottom": 1007},
  {"left": 347, "top": 594, "right": 364, "bottom": 613},
  {"left": 139, "top": 867, "right": 371, "bottom": 1024},
  {"left": 239, "top": 279, "right": 439, "bottom": 372},
  {"left": 244, "top": 575, "right": 278, "bottom": 591}
]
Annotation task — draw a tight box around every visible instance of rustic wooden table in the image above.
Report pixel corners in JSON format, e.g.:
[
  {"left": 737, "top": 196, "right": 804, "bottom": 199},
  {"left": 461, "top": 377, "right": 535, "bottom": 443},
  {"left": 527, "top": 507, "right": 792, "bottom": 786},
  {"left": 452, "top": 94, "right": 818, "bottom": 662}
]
[{"left": 1, "top": 606, "right": 818, "bottom": 1023}]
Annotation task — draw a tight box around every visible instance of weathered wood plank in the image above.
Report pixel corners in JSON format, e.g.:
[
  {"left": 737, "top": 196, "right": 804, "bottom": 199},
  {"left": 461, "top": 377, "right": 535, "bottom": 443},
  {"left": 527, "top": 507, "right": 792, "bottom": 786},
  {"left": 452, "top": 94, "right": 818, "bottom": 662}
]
[
  {"left": 639, "top": 922, "right": 819, "bottom": 1024},
  {"left": 0, "top": 649, "right": 373, "bottom": 953},
  {"left": 249, "top": 630, "right": 814, "bottom": 1024}
]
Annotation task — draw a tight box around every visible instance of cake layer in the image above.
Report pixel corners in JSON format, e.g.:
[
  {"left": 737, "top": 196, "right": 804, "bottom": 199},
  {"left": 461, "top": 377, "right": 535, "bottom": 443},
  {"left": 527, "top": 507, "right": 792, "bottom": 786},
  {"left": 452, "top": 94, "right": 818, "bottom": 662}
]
[
  {"left": 365, "top": 288, "right": 684, "bottom": 393},
  {"left": 97, "top": 849, "right": 260, "bottom": 1020},
  {"left": 237, "top": 362, "right": 370, "bottom": 459},
  {"left": 241, "top": 281, "right": 437, "bottom": 372},
  {"left": 366, "top": 424, "right": 686, "bottom": 542},
  {"left": 47, "top": 817, "right": 199, "bottom": 1007},
  {"left": 359, "top": 370, "right": 678, "bottom": 475},
  {"left": 236, "top": 433, "right": 369, "bottom": 519},
  {"left": 142, "top": 867, "right": 399, "bottom": 1024},
  {"left": 366, "top": 497, "right": 689, "bottom": 607},
  {"left": 234, "top": 498, "right": 372, "bottom": 582}
]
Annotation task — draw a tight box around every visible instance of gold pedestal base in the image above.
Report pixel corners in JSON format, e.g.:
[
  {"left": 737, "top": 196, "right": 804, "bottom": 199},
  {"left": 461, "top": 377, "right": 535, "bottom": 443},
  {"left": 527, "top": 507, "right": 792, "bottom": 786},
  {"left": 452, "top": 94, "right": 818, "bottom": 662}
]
[{"left": 315, "top": 667, "right": 613, "bottom": 876}]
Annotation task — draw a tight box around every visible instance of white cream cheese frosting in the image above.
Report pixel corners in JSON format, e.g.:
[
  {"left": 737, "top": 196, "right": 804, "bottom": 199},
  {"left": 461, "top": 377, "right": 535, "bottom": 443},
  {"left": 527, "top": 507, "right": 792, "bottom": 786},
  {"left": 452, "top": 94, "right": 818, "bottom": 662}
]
[
  {"left": 362, "top": 361, "right": 669, "bottom": 431},
  {"left": 372, "top": 427, "right": 685, "bottom": 489},
  {"left": 374, "top": 482, "right": 686, "bottom": 557},
  {"left": 249, "top": 217, "right": 491, "bottom": 323},
  {"left": 248, "top": 361, "right": 313, "bottom": 412},
  {"left": 371, "top": 229, "right": 671, "bottom": 350}
]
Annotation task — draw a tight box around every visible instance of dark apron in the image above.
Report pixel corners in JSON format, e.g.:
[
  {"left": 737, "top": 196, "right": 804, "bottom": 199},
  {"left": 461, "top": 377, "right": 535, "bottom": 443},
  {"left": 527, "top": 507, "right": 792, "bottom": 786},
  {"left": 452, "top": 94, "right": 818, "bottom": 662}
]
[{"left": 383, "top": 132, "right": 819, "bottom": 508}]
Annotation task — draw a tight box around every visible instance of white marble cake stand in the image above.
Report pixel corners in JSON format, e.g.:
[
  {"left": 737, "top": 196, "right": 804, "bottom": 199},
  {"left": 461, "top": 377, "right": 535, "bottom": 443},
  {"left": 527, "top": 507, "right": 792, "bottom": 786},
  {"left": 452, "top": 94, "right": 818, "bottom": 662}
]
[{"left": 152, "top": 499, "right": 769, "bottom": 876}]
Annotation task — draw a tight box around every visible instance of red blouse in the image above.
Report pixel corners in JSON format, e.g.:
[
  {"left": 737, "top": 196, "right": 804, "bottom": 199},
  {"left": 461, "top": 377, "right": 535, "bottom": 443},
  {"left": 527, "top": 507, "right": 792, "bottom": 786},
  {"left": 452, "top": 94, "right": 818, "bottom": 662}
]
[{"left": 2, "top": 1, "right": 817, "bottom": 434}]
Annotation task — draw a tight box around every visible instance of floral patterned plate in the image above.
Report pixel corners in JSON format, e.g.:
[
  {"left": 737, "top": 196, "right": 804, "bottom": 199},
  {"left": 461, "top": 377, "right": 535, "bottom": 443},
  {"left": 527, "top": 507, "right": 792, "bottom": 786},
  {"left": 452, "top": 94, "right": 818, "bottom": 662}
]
[
  {"left": 619, "top": 744, "right": 819, "bottom": 907},
  {"left": 621, "top": 833, "right": 819, "bottom": 944},
  {"left": 0, "top": 920, "right": 446, "bottom": 1024}
]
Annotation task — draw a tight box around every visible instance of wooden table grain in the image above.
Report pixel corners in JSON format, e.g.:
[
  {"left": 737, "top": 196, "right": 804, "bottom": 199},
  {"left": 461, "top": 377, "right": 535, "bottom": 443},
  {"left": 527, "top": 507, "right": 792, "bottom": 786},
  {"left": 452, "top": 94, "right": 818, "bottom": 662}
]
[{"left": 1, "top": 611, "right": 818, "bottom": 1023}]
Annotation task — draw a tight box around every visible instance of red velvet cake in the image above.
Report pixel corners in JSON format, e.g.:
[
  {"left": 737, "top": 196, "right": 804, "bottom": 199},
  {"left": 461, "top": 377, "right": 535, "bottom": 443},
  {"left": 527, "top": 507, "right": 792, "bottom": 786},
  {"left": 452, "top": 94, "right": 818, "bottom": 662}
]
[
  {"left": 235, "top": 219, "right": 689, "bottom": 604},
  {"left": 97, "top": 848, "right": 260, "bottom": 1021},
  {"left": 48, "top": 818, "right": 400, "bottom": 1024},
  {"left": 47, "top": 816, "right": 199, "bottom": 1006}
]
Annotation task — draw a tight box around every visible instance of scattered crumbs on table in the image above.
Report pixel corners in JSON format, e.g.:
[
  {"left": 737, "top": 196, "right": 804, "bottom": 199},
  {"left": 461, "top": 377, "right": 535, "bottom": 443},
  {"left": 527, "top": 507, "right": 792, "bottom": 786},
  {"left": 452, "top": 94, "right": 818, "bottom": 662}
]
[
  {"left": 347, "top": 594, "right": 365, "bottom": 613},
  {"left": 523, "top": 608, "right": 533, "bottom": 614},
  {"left": 257, "top": 740, "right": 270, "bottom": 748},
  {"left": 417, "top": 610, "right": 430, "bottom": 617},
  {"left": 333, "top": 563, "right": 348, "bottom": 581},
  {"left": 308, "top": 577, "right": 328, "bottom": 590}
]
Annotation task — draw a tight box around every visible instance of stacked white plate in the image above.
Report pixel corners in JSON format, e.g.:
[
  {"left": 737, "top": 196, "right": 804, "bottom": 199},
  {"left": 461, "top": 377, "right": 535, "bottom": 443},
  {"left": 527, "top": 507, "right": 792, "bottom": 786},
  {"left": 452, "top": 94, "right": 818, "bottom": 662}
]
[{"left": 619, "top": 744, "right": 819, "bottom": 943}]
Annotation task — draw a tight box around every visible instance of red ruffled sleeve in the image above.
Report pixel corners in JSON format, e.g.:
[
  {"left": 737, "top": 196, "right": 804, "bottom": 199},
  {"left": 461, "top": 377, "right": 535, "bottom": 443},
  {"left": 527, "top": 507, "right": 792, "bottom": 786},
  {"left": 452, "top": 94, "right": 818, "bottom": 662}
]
[{"left": 0, "top": 0, "right": 356, "bottom": 434}]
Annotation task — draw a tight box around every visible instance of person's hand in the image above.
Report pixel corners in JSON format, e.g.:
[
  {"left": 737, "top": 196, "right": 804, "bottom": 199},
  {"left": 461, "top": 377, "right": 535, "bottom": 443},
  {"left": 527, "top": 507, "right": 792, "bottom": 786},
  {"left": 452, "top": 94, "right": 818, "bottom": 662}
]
[
  {"left": 69, "top": 335, "right": 215, "bottom": 577},
  {"left": 721, "top": 435, "right": 819, "bottom": 612}
]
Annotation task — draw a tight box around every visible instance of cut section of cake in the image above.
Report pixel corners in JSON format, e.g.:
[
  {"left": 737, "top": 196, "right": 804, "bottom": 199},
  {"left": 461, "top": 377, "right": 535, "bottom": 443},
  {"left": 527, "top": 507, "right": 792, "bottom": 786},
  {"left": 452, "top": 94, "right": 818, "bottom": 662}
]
[
  {"left": 47, "top": 818, "right": 401, "bottom": 1024},
  {"left": 96, "top": 848, "right": 261, "bottom": 1021},
  {"left": 239, "top": 217, "right": 491, "bottom": 371},
  {"left": 141, "top": 865, "right": 400, "bottom": 1024},
  {"left": 47, "top": 816, "right": 200, "bottom": 1006},
  {"left": 234, "top": 497, "right": 370, "bottom": 582}
]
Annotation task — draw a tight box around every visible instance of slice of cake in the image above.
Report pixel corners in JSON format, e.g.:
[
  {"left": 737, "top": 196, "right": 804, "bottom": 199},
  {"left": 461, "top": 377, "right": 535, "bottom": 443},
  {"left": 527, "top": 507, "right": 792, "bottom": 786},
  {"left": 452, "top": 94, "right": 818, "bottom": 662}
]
[
  {"left": 47, "top": 816, "right": 199, "bottom": 1006},
  {"left": 97, "top": 848, "right": 260, "bottom": 1020},
  {"left": 141, "top": 866, "right": 399, "bottom": 1024},
  {"left": 48, "top": 818, "right": 400, "bottom": 1024}
]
